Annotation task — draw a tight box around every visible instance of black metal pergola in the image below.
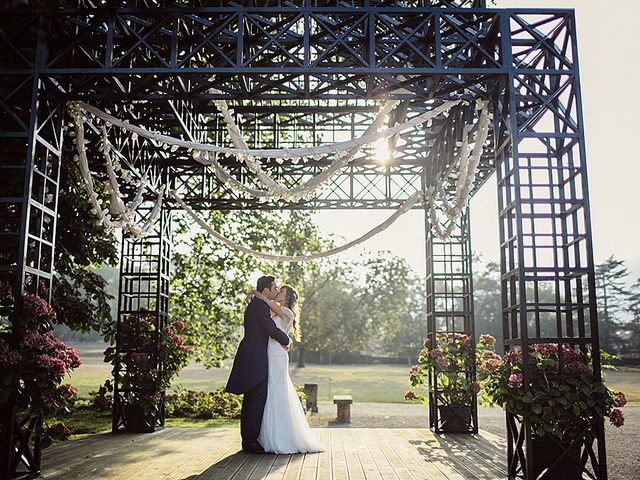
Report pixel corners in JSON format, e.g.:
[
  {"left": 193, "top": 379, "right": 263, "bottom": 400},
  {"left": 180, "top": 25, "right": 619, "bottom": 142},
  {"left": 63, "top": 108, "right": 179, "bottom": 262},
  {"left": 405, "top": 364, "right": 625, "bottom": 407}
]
[{"left": 0, "top": 1, "right": 606, "bottom": 479}]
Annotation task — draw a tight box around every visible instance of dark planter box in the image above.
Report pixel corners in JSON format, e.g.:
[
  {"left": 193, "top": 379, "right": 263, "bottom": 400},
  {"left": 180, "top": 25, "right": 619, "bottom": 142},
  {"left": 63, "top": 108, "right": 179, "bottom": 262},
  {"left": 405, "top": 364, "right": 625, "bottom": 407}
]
[
  {"left": 123, "top": 404, "right": 161, "bottom": 433},
  {"left": 531, "top": 435, "right": 581, "bottom": 479},
  {"left": 438, "top": 404, "right": 471, "bottom": 432}
]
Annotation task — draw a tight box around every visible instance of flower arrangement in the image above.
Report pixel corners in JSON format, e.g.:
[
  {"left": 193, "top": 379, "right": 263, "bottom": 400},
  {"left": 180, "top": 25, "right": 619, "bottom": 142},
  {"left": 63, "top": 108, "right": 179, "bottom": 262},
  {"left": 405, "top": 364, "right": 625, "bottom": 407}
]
[
  {"left": 104, "top": 310, "right": 192, "bottom": 424},
  {"left": 405, "top": 332, "right": 480, "bottom": 406},
  {"left": 476, "top": 339, "right": 626, "bottom": 441},
  {"left": 0, "top": 292, "right": 81, "bottom": 446}
]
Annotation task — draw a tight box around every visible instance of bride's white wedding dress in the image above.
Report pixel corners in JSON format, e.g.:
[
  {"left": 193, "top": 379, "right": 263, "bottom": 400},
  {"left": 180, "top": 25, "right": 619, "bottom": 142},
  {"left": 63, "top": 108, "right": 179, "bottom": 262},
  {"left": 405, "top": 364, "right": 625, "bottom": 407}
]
[{"left": 258, "top": 307, "right": 323, "bottom": 454}]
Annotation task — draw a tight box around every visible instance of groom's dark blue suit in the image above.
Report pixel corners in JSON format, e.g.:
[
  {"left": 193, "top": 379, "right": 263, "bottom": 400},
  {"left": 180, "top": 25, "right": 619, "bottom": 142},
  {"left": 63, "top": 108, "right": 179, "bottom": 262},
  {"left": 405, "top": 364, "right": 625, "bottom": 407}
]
[{"left": 226, "top": 297, "right": 291, "bottom": 450}]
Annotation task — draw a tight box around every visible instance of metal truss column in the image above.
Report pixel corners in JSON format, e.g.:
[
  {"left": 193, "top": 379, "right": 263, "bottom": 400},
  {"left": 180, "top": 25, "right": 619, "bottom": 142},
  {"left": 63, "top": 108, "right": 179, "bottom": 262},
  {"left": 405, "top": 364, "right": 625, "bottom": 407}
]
[
  {"left": 0, "top": 13, "right": 64, "bottom": 480},
  {"left": 425, "top": 206, "right": 478, "bottom": 434},
  {"left": 496, "top": 10, "right": 606, "bottom": 479},
  {"left": 112, "top": 205, "right": 172, "bottom": 433}
]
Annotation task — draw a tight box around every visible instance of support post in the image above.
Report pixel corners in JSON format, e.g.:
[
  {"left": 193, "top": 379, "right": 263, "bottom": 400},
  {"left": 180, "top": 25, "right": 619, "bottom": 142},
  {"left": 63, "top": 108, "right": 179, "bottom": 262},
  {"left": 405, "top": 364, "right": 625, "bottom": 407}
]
[
  {"left": 496, "top": 10, "right": 606, "bottom": 479},
  {"left": 112, "top": 205, "right": 172, "bottom": 433},
  {"left": 425, "top": 207, "right": 478, "bottom": 434}
]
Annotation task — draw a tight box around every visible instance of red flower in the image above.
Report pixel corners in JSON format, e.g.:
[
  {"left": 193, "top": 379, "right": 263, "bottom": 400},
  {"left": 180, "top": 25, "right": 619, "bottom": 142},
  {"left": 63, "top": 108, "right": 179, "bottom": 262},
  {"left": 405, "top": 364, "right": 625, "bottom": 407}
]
[
  {"left": 404, "top": 390, "right": 417, "bottom": 401},
  {"left": 609, "top": 408, "right": 624, "bottom": 428},
  {"left": 172, "top": 334, "right": 184, "bottom": 346},
  {"left": 613, "top": 392, "right": 627, "bottom": 408},
  {"left": 179, "top": 345, "right": 192, "bottom": 354},
  {"left": 172, "top": 320, "right": 185, "bottom": 331},
  {"left": 22, "top": 294, "right": 55, "bottom": 319}
]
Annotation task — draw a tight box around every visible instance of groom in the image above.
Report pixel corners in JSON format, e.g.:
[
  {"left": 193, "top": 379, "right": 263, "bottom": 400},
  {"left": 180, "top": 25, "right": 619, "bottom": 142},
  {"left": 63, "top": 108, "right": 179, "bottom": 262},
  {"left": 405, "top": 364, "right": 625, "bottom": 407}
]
[{"left": 225, "top": 275, "right": 292, "bottom": 453}]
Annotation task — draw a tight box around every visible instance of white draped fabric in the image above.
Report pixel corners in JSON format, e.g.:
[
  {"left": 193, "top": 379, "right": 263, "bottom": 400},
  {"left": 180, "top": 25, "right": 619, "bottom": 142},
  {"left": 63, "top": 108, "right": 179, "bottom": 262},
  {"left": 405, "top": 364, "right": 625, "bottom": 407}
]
[{"left": 68, "top": 97, "right": 490, "bottom": 258}]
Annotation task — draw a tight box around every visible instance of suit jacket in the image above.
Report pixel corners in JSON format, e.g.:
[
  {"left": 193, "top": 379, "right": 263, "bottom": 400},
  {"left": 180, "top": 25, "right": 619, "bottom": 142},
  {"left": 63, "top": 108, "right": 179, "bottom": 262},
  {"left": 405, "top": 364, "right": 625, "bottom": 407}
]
[{"left": 225, "top": 298, "right": 291, "bottom": 394}]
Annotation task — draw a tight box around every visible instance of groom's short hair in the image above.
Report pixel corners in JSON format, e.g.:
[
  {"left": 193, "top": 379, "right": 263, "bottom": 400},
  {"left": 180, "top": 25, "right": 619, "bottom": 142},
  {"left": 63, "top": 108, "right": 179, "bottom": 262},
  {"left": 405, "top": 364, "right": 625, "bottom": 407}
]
[{"left": 257, "top": 275, "right": 275, "bottom": 293}]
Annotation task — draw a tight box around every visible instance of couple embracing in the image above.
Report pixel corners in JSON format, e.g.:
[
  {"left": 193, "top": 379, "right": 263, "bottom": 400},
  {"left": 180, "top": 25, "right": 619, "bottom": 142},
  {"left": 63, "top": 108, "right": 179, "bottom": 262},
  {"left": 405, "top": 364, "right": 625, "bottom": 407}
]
[{"left": 225, "top": 275, "right": 323, "bottom": 454}]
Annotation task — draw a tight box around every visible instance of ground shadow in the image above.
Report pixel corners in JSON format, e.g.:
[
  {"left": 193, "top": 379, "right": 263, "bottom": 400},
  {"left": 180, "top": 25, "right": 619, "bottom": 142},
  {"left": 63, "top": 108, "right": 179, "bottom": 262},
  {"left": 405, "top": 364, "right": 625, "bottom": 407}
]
[{"left": 181, "top": 451, "right": 291, "bottom": 480}]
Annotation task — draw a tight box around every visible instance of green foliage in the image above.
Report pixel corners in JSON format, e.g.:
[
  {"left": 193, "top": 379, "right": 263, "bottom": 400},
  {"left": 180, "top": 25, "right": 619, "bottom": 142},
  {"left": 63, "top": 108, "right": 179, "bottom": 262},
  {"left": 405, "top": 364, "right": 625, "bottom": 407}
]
[
  {"left": 53, "top": 151, "right": 118, "bottom": 334},
  {"left": 165, "top": 388, "right": 242, "bottom": 420}
]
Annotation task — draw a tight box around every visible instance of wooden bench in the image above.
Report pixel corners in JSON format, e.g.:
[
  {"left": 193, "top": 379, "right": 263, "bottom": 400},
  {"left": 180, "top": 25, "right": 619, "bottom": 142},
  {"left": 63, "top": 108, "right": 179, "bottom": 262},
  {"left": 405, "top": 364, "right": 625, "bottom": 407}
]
[{"left": 333, "top": 395, "right": 353, "bottom": 423}]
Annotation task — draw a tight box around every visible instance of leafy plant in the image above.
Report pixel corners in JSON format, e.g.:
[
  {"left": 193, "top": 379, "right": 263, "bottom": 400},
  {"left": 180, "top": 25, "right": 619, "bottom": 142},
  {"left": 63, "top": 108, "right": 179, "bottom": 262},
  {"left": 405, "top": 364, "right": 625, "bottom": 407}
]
[
  {"left": 405, "top": 332, "right": 479, "bottom": 406},
  {"left": 476, "top": 339, "right": 627, "bottom": 440},
  {"left": 103, "top": 311, "right": 192, "bottom": 415}
]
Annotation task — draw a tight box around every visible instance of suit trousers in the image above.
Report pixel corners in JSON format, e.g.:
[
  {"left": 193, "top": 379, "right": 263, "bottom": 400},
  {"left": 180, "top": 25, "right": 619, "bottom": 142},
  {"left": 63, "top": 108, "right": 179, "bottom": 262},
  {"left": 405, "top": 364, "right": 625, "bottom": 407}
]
[{"left": 240, "top": 375, "right": 268, "bottom": 448}]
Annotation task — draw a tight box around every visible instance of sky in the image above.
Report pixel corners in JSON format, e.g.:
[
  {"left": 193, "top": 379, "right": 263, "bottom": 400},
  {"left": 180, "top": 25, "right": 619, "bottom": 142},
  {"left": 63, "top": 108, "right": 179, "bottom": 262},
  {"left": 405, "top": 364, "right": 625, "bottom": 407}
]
[{"left": 313, "top": 0, "right": 640, "bottom": 280}]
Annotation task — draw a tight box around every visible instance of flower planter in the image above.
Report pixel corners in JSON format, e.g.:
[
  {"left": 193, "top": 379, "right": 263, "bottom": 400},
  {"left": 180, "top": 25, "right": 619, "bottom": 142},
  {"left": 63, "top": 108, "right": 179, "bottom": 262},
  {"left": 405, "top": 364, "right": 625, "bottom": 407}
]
[
  {"left": 437, "top": 404, "right": 471, "bottom": 432},
  {"left": 123, "top": 404, "right": 160, "bottom": 433},
  {"left": 531, "top": 435, "right": 581, "bottom": 479}
]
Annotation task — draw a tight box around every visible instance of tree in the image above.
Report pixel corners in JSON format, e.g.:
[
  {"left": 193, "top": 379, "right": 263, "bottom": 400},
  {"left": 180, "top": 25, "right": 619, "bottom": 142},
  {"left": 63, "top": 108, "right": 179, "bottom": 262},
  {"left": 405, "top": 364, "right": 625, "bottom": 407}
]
[
  {"left": 595, "top": 256, "right": 631, "bottom": 353},
  {"left": 473, "top": 260, "right": 503, "bottom": 351},
  {"left": 297, "top": 251, "right": 414, "bottom": 364},
  {"left": 627, "top": 278, "right": 640, "bottom": 355},
  {"left": 383, "top": 277, "right": 427, "bottom": 362}
]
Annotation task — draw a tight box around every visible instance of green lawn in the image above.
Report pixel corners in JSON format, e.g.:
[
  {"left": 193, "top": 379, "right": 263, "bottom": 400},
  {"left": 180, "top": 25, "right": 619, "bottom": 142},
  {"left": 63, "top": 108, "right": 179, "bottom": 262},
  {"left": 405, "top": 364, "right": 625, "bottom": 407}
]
[{"left": 67, "top": 343, "right": 640, "bottom": 406}]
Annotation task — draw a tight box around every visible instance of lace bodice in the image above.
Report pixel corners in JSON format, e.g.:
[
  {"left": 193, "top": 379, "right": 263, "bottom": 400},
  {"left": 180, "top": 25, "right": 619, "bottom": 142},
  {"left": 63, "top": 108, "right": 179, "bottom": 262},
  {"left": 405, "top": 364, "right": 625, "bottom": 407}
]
[{"left": 273, "top": 306, "right": 294, "bottom": 333}]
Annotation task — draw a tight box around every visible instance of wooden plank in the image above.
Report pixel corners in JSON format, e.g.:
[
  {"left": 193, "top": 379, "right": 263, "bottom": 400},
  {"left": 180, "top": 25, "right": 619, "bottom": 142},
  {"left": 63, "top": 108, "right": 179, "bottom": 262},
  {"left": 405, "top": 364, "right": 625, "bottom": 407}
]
[
  {"left": 166, "top": 429, "right": 240, "bottom": 479},
  {"left": 396, "top": 429, "right": 476, "bottom": 480},
  {"left": 330, "top": 429, "right": 348, "bottom": 480},
  {"left": 371, "top": 429, "right": 423, "bottom": 480},
  {"left": 282, "top": 453, "right": 304, "bottom": 480},
  {"left": 38, "top": 427, "right": 509, "bottom": 480},
  {"left": 315, "top": 428, "right": 332, "bottom": 480},
  {"left": 263, "top": 453, "right": 292, "bottom": 480},
  {"left": 247, "top": 454, "right": 278, "bottom": 480},
  {"left": 341, "top": 429, "right": 366, "bottom": 480},
  {"left": 351, "top": 429, "right": 393, "bottom": 480}
]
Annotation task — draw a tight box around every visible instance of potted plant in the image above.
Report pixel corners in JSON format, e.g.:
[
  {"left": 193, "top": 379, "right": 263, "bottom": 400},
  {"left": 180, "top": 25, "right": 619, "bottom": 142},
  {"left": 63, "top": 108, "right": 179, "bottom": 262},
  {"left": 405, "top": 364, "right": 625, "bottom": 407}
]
[
  {"left": 0, "top": 289, "right": 81, "bottom": 448},
  {"left": 105, "top": 310, "right": 192, "bottom": 432},
  {"left": 476, "top": 338, "right": 626, "bottom": 478},
  {"left": 405, "top": 332, "right": 480, "bottom": 432}
]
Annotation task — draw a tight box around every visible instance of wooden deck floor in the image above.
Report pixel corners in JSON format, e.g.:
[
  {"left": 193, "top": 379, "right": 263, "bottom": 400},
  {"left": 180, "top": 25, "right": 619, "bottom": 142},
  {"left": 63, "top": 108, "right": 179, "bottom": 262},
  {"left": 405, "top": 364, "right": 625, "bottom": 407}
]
[{"left": 40, "top": 428, "right": 507, "bottom": 479}]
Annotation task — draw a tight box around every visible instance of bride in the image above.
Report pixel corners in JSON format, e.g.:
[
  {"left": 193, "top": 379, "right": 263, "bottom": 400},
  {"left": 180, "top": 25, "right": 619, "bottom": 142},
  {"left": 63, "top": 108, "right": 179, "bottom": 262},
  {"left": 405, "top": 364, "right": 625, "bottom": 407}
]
[{"left": 250, "top": 285, "right": 323, "bottom": 454}]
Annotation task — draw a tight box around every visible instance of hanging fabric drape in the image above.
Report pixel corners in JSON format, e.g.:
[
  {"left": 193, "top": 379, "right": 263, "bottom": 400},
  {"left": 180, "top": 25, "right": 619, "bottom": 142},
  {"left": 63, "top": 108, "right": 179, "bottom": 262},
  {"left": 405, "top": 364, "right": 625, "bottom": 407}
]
[
  {"left": 68, "top": 96, "right": 491, "bottom": 253},
  {"left": 168, "top": 189, "right": 424, "bottom": 262}
]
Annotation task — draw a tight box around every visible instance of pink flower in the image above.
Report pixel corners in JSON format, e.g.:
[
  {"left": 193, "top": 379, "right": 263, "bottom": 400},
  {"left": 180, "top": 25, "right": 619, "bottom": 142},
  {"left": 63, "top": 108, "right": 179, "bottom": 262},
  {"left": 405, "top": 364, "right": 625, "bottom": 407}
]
[
  {"left": 172, "top": 334, "right": 184, "bottom": 345},
  {"left": 37, "top": 354, "right": 67, "bottom": 377},
  {"left": 507, "top": 373, "right": 523, "bottom": 389},
  {"left": 530, "top": 343, "right": 558, "bottom": 357},
  {"left": 179, "top": 345, "right": 192, "bottom": 354},
  {"left": 435, "top": 357, "right": 450, "bottom": 369},
  {"left": 430, "top": 348, "right": 443, "bottom": 359},
  {"left": 131, "top": 352, "right": 149, "bottom": 364},
  {"left": 480, "top": 358, "right": 503, "bottom": 372},
  {"left": 22, "top": 294, "right": 55, "bottom": 319},
  {"left": 503, "top": 350, "right": 522, "bottom": 363},
  {"left": 479, "top": 334, "right": 496, "bottom": 346},
  {"left": 613, "top": 392, "right": 627, "bottom": 408},
  {"left": 609, "top": 408, "right": 624, "bottom": 428},
  {"left": 172, "top": 320, "right": 185, "bottom": 331},
  {"left": 0, "top": 339, "right": 22, "bottom": 366},
  {"left": 162, "top": 326, "right": 172, "bottom": 335}
]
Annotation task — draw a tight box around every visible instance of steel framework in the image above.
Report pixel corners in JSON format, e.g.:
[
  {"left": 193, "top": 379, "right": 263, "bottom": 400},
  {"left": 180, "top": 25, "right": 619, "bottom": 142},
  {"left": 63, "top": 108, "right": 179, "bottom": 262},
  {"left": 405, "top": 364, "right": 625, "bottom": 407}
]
[{"left": 0, "top": 1, "right": 605, "bottom": 479}]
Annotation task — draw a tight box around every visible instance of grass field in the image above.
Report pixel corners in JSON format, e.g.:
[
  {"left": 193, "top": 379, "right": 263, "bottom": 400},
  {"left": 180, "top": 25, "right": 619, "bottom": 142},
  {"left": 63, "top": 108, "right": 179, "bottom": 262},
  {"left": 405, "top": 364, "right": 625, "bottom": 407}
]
[{"left": 67, "top": 343, "right": 640, "bottom": 405}]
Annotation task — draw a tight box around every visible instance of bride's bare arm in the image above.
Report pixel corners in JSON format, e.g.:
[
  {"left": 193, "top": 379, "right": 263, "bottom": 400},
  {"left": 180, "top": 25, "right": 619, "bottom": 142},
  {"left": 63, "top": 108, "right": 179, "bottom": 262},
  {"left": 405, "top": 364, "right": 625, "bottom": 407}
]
[{"left": 251, "top": 290, "right": 289, "bottom": 320}]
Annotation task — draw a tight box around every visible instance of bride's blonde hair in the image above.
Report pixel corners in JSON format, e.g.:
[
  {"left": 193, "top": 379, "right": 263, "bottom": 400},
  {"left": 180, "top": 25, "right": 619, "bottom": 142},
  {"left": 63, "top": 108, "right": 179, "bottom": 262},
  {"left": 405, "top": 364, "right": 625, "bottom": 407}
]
[{"left": 282, "top": 285, "right": 301, "bottom": 342}]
